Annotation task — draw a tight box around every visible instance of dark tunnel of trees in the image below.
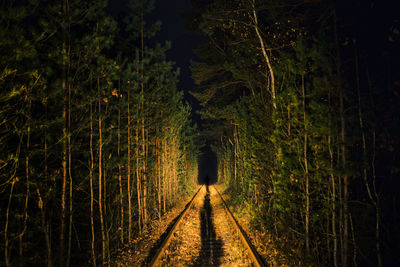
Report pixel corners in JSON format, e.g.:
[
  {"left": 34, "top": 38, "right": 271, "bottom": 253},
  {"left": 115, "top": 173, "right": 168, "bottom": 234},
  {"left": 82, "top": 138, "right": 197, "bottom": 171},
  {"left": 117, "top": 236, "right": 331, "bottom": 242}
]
[{"left": 198, "top": 145, "right": 218, "bottom": 185}]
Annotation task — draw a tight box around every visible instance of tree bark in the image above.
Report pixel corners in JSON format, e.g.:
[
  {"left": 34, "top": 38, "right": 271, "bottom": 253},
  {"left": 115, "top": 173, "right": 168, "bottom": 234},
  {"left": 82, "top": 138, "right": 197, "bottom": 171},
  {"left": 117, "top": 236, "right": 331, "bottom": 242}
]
[
  {"left": 5, "top": 179, "right": 16, "bottom": 267},
  {"left": 372, "top": 132, "right": 382, "bottom": 267},
  {"left": 136, "top": 102, "right": 142, "bottom": 234},
  {"left": 334, "top": 8, "right": 348, "bottom": 266},
  {"left": 162, "top": 139, "right": 166, "bottom": 213},
  {"left": 43, "top": 105, "right": 53, "bottom": 267},
  {"left": 89, "top": 102, "right": 96, "bottom": 266},
  {"left": 157, "top": 137, "right": 162, "bottom": 221},
  {"left": 140, "top": 6, "right": 148, "bottom": 228},
  {"left": 60, "top": 29, "right": 67, "bottom": 267},
  {"left": 127, "top": 89, "right": 132, "bottom": 242},
  {"left": 251, "top": 0, "right": 276, "bottom": 109},
  {"left": 328, "top": 135, "right": 338, "bottom": 267},
  {"left": 35, "top": 185, "right": 52, "bottom": 267},
  {"left": 19, "top": 104, "right": 31, "bottom": 267},
  {"left": 118, "top": 83, "right": 124, "bottom": 244},
  {"left": 67, "top": 72, "right": 73, "bottom": 267},
  {"left": 98, "top": 78, "right": 106, "bottom": 265},
  {"left": 60, "top": 1, "right": 69, "bottom": 264},
  {"left": 142, "top": 113, "right": 147, "bottom": 226},
  {"left": 302, "top": 73, "right": 310, "bottom": 255}
]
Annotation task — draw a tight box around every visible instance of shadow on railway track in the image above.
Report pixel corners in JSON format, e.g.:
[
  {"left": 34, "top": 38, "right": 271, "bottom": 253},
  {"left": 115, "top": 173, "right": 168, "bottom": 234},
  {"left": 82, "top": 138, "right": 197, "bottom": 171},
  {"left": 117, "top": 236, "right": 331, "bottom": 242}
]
[{"left": 193, "top": 185, "right": 224, "bottom": 266}]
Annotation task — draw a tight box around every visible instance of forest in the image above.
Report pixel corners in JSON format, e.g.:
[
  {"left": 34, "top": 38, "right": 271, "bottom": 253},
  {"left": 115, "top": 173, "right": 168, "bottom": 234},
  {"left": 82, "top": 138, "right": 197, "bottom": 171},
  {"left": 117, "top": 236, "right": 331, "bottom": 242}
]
[
  {"left": 188, "top": 0, "right": 399, "bottom": 266},
  {"left": 1, "top": 0, "right": 200, "bottom": 266},
  {"left": 1, "top": 0, "right": 399, "bottom": 266}
]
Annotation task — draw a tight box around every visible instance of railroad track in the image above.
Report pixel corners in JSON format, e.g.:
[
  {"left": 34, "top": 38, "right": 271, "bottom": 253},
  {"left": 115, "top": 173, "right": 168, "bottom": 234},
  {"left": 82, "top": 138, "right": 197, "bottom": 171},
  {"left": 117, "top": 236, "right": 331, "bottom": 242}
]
[{"left": 149, "top": 185, "right": 265, "bottom": 266}]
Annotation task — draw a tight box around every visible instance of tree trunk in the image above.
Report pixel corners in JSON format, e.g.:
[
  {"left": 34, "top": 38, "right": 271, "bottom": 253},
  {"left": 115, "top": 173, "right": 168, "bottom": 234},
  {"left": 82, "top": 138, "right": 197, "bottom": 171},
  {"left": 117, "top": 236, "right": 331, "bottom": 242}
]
[
  {"left": 140, "top": 7, "right": 147, "bottom": 228},
  {"left": 60, "top": 31, "right": 67, "bottom": 267},
  {"left": 67, "top": 76, "right": 73, "bottom": 267},
  {"left": 233, "top": 125, "right": 237, "bottom": 187},
  {"left": 329, "top": 136, "right": 338, "bottom": 267},
  {"left": 104, "top": 166, "right": 110, "bottom": 267},
  {"left": 334, "top": 9, "right": 348, "bottom": 266},
  {"left": 328, "top": 67, "right": 338, "bottom": 267},
  {"left": 89, "top": 102, "right": 96, "bottom": 267},
  {"left": 60, "top": 1, "right": 69, "bottom": 264},
  {"left": 127, "top": 89, "right": 132, "bottom": 242},
  {"left": 350, "top": 213, "right": 357, "bottom": 266},
  {"left": 43, "top": 106, "right": 53, "bottom": 267},
  {"left": 135, "top": 58, "right": 142, "bottom": 234},
  {"left": 136, "top": 105, "right": 142, "bottom": 234},
  {"left": 35, "top": 185, "right": 52, "bottom": 267},
  {"left": 251, "top": 0, "right": 276, "bottom": 109},
  {"left": 98, "top": 78, "right": 106, "bottom": 266},
  {"left": 5, "top": 179, "right": 16, "bottom": 267},
  {"left": 162, "top": 139, "right": 166, "bottom": 213},
  {"left": 19, "top": 105, "right": 31, "bottom": 267},
  {"left": 372, "top": 132, "right": 382, "bottom": 267},
  {"left": 302, "top": 74, "right": 310, "bottom": 255},
  {"left": 157, "top": 137, "right": 162, "bottom": 221},
  {"left": 142, "top": 115, "right": 147, "bottom": 226},
  {"left": 118, "top": 84, "right": 124, "bottom": 244}
]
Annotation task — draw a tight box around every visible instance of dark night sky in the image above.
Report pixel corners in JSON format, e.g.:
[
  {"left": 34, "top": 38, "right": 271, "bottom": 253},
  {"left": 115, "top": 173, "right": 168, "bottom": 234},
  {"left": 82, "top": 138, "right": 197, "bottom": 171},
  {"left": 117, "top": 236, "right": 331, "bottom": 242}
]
[
  {"left": 108, "top": 0, "right": 203, "bottom": 124},
  {"left": 152, "top": 0, "right": 202, "bottom": 125}
]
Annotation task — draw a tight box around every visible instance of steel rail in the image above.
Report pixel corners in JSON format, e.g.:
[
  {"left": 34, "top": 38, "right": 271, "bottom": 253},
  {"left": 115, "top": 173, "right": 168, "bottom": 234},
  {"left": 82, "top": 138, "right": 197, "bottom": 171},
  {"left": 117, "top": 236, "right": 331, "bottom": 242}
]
[
  {"left": 214, "top": 185, "right": 266, "bottom": 267},
  {"left": 149, "top": 185, "right": 203, "bottom": 266}
]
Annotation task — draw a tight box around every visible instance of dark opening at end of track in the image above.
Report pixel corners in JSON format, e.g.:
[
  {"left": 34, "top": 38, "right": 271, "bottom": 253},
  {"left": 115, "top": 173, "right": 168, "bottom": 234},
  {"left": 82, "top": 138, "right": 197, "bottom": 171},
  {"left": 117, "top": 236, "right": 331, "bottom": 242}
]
[{"left": 198, "top": 145, "right": 218, "bottom": 185}]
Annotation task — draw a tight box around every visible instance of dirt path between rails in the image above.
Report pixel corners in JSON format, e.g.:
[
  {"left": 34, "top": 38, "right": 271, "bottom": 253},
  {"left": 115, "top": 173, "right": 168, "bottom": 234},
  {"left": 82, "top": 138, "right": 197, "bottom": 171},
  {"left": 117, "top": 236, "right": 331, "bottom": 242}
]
[
  {"left": 116, "top": 190, "right": 197, "bottom": 267},
  {"left": 158, "top": 185, "right": 253, "bottom": 266}
]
